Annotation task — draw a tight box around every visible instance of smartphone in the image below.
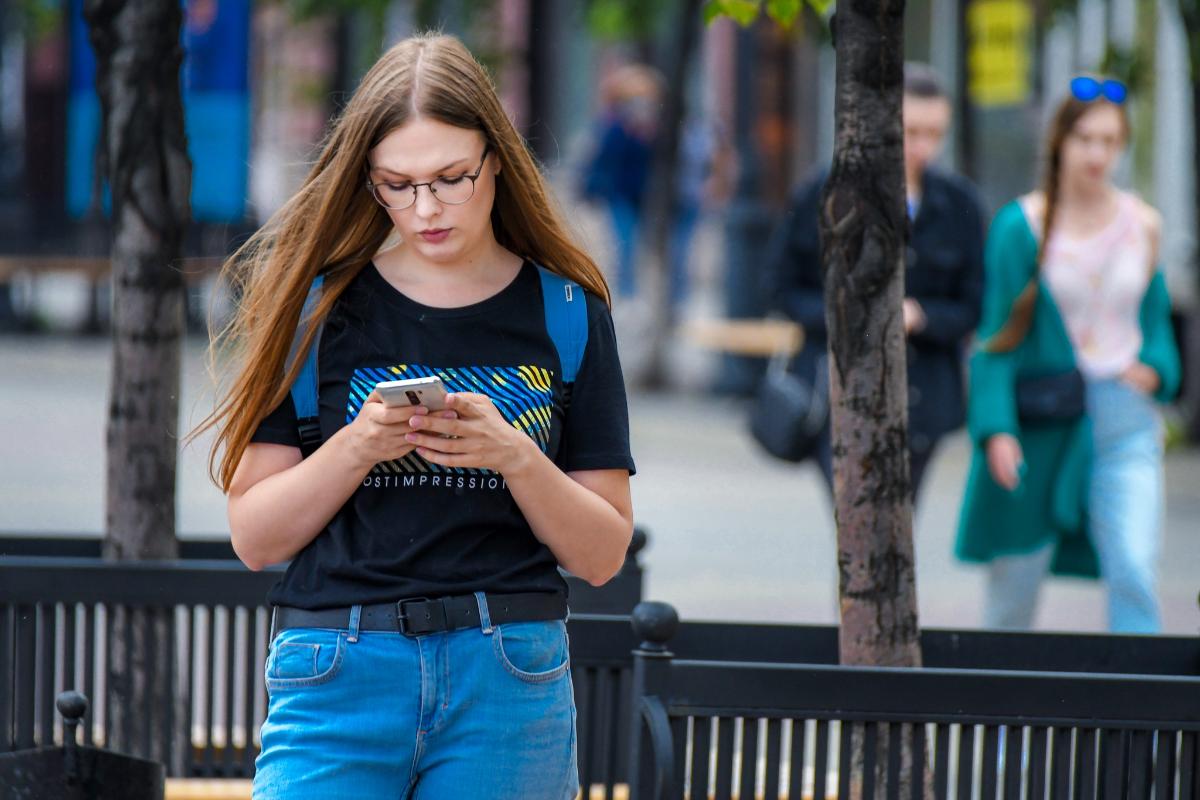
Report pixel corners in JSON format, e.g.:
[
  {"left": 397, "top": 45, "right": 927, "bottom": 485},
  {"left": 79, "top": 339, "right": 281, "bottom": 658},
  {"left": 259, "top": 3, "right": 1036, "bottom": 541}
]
[{"left": 374, "top": 376, "right": 450, "bottom": 411}]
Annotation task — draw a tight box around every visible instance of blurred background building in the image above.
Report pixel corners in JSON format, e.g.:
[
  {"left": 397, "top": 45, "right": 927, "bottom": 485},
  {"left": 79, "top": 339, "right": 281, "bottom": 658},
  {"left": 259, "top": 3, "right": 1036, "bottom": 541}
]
[{"left": 0, "top": 0, "right": 1195, "bottom": 394}]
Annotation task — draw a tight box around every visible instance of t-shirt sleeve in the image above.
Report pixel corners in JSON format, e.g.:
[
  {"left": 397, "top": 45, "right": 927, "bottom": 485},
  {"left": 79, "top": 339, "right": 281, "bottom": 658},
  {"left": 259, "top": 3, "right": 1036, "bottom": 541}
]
[
  {"left": 250, "top": 391, "right": 303, "bottom": 448},
  {"left": 557, "top": 296, "right": 637, "bottom": 475}
]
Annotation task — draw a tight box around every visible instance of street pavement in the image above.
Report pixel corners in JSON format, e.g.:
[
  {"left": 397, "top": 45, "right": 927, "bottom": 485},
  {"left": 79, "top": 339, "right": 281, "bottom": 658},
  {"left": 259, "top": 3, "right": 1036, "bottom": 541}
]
[{"left": 2, "top": 330, "right": 1198, "bottom": 635}]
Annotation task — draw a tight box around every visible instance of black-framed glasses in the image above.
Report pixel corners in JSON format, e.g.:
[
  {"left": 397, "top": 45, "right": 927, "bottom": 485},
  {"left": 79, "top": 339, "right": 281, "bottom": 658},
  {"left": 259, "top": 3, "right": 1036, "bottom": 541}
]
[
  {"left": 1070, "top": 76, "right": 1127, "bottom": 105},
  {"left": 366, "top": 145, "right": 491, "bottom": 210}
]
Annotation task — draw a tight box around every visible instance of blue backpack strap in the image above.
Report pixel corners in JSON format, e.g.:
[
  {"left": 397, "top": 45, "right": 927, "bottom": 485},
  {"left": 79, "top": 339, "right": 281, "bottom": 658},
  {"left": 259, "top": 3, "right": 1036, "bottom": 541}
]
[
  {"left": 288, "top": 274, "right": 325, "bottom": 458},
  {"left": 536, "top": 264, "right": 588, "bottom": 388}
]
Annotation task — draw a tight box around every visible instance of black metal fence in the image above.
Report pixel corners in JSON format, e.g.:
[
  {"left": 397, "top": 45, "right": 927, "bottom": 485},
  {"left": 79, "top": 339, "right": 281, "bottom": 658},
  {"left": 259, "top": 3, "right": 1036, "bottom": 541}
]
[
  {"left": 626, "top": 602, "right": 1200, "bottom": 800},
  {"left": 0, "top": 533, "right": 646, "bottom": 789},
  {"left": 4, "top": 538, "right": 1200, "bottom": 799}
]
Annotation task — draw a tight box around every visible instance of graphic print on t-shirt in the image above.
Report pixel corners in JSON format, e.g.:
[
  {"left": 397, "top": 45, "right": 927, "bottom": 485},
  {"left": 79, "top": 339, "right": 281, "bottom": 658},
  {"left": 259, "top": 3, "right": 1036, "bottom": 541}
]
[{"left": 347, "top": 363, "right": 554, "bottom": 475}]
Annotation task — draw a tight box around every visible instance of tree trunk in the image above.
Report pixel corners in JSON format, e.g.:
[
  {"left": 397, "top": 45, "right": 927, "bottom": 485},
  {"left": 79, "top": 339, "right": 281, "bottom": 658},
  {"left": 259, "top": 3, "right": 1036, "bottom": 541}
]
[
  {"left": 85, "top": 0, "right": 188, "bottom": 560},
  {"left": 821, "top": 9, "right": 924, "bottom": 796},
  {"left": 821, "top": 2, "right": 920, "bottom": 669},
  {"left": 84, "top": 0, "right": 189, "bottom": 763}
]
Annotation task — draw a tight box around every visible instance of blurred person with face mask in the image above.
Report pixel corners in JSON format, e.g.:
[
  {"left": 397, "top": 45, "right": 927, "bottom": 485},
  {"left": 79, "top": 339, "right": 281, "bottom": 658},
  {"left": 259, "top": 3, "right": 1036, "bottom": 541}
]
[
  {"left": 580, "top": 64, "right": 663, "bottom": 299},
  {"left": 763, "top": 62, "right": 986, "bottom": 503}
]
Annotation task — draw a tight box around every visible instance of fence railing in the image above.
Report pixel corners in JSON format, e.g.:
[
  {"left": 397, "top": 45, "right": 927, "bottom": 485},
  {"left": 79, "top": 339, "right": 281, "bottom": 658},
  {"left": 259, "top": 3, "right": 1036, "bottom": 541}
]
[
  {"left": 0, "top": 531, "right": 646, "bottom": 787},
  {"left": 4, "top": 541, "right": 1199, "bottom": 799},
  {"left": 625, "top": 602, "right": 1200, "bottom": 800}
]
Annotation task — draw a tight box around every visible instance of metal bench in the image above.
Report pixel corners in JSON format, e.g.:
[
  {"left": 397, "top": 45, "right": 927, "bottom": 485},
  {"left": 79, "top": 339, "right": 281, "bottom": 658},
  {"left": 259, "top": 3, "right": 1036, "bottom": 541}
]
[
  {"left": 625, "top": 602, "right": 1200, "bottom": 800},
  {"left": 0, "top": 532, "right": 646, "bottom": 789}
]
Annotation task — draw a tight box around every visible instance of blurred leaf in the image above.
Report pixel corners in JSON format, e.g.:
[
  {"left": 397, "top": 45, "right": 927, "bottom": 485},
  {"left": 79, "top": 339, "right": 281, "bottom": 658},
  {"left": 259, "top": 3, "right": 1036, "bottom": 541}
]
[
  {"left": 766, "top": 0, "right": 803, "bottom": 27},
  {"left": 807, "top": 0, "right": 836, "bottom": 16},
  {"left": 1100, "top": 43, "right": 1151, "bottom": 96},
  {"left": 15, "top": 0, "right": 62, "bottom": 41},
  {"left": 587, "top": 0, "right": 673, "bottom": 40},
  {"left": 703, "top": 0, "right": 762, "bottom": 26}
]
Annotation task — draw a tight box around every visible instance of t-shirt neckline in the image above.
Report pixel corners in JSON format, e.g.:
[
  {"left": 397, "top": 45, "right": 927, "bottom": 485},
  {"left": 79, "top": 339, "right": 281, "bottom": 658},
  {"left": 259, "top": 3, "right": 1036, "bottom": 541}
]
[{"left": 365, "top": 259, "right": 534, "bottom": 319}]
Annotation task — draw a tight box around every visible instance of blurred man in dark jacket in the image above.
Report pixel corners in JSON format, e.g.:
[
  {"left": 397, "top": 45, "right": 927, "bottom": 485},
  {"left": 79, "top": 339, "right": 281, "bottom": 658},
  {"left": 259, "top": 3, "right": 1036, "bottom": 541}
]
[{"left": 764, "top": 63, "right": 985, "bottom": 501}]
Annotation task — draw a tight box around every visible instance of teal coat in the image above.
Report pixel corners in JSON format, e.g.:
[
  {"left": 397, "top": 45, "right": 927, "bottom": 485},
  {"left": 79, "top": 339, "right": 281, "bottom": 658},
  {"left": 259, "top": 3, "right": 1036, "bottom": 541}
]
[{"left": 955, "top": 201, "right": 1181, "bottom": 577}]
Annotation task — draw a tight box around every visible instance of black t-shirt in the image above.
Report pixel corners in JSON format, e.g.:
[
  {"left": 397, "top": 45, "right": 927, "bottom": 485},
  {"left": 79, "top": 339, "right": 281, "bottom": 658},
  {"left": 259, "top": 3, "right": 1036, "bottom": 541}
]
[{"left": 251, "top": 260, "right": 636, "bottom": 609}]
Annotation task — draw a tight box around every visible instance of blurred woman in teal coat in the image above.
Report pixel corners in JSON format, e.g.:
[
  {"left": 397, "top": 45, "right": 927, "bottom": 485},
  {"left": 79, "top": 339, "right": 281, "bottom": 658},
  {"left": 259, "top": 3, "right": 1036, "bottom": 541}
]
[{"left": 956, "top": 77, "right": 1180, "bottom": 633}]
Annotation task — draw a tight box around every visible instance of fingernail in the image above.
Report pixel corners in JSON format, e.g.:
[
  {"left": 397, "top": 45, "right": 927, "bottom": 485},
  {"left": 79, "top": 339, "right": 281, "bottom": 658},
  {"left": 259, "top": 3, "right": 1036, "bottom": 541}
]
[{"left": 406, "top": 433, "right": 417, "bottom": 442}]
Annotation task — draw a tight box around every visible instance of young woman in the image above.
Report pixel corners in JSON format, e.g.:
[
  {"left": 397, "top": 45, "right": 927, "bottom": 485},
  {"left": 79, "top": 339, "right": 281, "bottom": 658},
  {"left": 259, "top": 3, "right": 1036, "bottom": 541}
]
[
  {"left": 195, "top": 33, "right": 635, "bottom": 799},
  {"left": 956, "top": 76, "right": 1180, "bottom": 633}
]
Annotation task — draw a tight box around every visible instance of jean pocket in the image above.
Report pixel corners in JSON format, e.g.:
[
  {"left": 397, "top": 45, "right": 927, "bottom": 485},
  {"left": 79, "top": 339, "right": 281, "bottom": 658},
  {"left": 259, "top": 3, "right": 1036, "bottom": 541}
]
[
  {"left": 265, "top": 629, "right": 347, "bottom": 691},
  {"left": 492, "top": 620, "right": 570, "bottom": 683}
]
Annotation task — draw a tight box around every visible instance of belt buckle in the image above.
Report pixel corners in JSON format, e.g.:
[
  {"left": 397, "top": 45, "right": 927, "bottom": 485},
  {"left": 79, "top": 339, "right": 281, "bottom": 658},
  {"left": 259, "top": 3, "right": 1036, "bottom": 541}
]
[{"left": 396, "top": 597, "right": 437, "bottom": 636}]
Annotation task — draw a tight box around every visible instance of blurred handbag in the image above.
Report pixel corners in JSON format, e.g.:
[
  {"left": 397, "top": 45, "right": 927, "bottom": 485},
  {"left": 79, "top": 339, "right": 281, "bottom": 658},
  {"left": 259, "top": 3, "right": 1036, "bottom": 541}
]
[
  {"left": 748, "top": 346, "right": 828, "bottom": 463},
  {"left": 1015, "top": 368, "right": 1086, "bottom": 423}
]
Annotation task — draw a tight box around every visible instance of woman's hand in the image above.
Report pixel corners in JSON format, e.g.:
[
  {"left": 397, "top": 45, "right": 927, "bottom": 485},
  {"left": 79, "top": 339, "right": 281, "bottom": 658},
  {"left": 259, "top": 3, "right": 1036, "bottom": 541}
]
[
  {"left": 404, "top": 392, "right": 537, "bottom": 475},
  {"left": 342, "top": 393, "right": 456, "bottom": 469},
  {"left": 1120, "top": 362, "right": 1160, "bottom": 396},
  {"left": 986, "top": 433, "right": 1024, "bottom": 491}
]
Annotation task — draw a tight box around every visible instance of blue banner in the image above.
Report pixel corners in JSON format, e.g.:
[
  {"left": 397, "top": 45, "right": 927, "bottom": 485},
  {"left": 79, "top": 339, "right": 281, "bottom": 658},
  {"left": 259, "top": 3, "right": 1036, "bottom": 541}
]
[{"left": 67, "top": 0, "right": 251, "bottom": 222}]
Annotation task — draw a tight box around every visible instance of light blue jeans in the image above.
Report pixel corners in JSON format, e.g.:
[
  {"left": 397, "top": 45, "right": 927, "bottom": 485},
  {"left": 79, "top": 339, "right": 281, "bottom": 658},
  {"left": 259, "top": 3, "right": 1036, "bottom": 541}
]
[
  {"left": 252, "top": 593, "right": 578, "bottom": 799},
  {"left": 984, "top": 378, "right": 1165, "bottom": 633}
]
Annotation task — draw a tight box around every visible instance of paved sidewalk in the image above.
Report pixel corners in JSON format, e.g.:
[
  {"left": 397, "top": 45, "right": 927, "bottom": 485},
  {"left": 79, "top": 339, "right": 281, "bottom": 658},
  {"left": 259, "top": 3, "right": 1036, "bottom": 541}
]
[{"left": 2, "top": 333, "right": 1198, "bottom": 634}]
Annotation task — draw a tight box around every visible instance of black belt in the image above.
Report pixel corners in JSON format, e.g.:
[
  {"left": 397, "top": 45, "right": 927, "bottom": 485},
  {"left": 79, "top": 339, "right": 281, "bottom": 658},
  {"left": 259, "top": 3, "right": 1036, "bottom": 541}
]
[{"left": 272, "top": 591, "right": 567, "bottom": 638}]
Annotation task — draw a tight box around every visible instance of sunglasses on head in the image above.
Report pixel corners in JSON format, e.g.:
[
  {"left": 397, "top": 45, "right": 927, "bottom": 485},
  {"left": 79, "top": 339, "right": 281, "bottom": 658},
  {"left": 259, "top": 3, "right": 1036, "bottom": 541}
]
[{"left": 1070, "top": 76, "right": 1128, "bottom": 104}]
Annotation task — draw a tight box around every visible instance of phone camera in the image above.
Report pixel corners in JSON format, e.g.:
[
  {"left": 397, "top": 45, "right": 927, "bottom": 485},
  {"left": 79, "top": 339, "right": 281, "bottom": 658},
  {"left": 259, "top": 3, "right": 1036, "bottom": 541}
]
[{"left": 405, "top": 390, "right": 420, "bottom": 405}]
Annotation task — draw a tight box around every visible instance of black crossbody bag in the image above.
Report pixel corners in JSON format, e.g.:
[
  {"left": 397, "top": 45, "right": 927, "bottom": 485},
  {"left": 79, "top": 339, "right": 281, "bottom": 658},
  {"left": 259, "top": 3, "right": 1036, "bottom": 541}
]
[{"left": 1015, "top": 366, "right": 1086, "bottom": 423}]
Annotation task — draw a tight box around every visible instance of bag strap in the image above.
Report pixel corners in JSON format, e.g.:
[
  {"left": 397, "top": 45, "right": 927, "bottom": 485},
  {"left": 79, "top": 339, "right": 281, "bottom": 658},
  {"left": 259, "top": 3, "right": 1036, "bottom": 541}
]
[
  {"left": 536, "top": 264, "right": 588, "bottom": 388},
  {"left": 288, "top": 274, "right": 325, "bottom": 458}
]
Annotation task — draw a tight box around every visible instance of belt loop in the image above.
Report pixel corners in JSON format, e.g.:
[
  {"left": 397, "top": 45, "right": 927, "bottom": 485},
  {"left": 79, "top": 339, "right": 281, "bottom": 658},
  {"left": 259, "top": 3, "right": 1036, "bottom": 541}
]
[
  {"left": 347, "top": 604, "right": 362, "bottom": 643},
  {"left": 474, "top": 591, "right": 493, "bottom": 635}
]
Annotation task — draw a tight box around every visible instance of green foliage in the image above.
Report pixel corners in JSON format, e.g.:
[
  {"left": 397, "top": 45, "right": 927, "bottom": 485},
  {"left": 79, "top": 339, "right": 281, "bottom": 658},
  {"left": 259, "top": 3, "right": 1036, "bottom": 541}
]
[
  {"left": 703, "top": 0, "right": 828, "bottom": 27},
  {"left": 586, "top": 0, "right": 675, "bottom": 41},
  {"left": 1100, "top": 44, "right": 1152, "bottom": 98},
  {"left": 15, "top": 0, "right": 62, "bottom": 41},
  {"left": 703, "top": 0, "right": 762, "bottom": 26},
  {"left": 766, "top": 0, "right": 803, "bottom": 27}
]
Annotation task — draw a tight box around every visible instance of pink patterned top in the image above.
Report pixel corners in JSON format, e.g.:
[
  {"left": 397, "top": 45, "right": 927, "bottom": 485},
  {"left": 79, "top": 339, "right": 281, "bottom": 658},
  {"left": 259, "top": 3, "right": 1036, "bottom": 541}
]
[{"left": 1020, "top": 192, "right": 1153, "bottom": 380}]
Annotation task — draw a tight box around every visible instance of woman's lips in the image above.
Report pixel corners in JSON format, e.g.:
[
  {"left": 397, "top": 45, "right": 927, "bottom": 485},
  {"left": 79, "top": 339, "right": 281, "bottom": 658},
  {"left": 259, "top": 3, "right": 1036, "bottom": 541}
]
[{"left": 418, "top": 229, "right": 450, "bottom": 243}]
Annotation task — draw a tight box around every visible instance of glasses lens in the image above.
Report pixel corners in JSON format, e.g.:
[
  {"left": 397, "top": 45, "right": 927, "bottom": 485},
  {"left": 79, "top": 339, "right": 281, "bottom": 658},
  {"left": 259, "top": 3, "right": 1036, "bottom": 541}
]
[
  {"left": 1070, "top": 76, "right": 1102, "bottom": 102},
  {"left": 430, "top": 176, "right": 475, "bottom": 205},
  {"left": 1102, "top": 80, "right": 1128, "bottom": 104},
  {"left": 374, "top": 183, "right": 415, "bottom": 210}
]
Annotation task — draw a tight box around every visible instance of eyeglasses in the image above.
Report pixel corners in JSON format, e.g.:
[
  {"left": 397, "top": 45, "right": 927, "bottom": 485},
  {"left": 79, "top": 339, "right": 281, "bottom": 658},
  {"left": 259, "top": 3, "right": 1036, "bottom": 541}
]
[
  {"left": 367, "top": 146, "right": 491, "bottom": 210},
  {"left": 1070, "top": 76, "right": 1127, "bottom": 105}
]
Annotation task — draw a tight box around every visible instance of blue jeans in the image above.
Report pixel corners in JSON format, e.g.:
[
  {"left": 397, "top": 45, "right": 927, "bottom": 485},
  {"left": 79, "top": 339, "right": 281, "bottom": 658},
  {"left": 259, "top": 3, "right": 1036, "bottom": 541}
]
[
  {"left": 984, "top": 378, "right": 1164, "bottom": 633},
  {"left": 252, "top": 593, "right": 578, "bottom": 799}
]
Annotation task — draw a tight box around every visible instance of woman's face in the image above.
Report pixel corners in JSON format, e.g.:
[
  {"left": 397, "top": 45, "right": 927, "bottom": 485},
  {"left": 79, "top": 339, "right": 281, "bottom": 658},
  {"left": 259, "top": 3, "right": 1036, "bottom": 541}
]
[
  {"left": 1059, "top": 103, "right": 1127, "bottom": 189},
  {"left": 367, "top": 118, "right": 497, "bottom": 264}
]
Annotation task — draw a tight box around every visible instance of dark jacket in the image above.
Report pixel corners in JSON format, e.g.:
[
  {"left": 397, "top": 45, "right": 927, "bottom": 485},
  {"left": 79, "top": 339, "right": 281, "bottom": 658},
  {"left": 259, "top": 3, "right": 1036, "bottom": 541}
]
[{"left": 764, "top": 166, "right": 986, "bottom": 447}]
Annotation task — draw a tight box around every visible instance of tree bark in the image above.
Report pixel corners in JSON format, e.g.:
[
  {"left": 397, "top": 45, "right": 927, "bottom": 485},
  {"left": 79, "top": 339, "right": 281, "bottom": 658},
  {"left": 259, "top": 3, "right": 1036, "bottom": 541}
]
[
  {"left": 822, "top": 11, "right": 924, "bottom": 792},
  {"left": 84, "top": 0, "right": 189, "bottom": 561},
  {"left": 84, "top": 0, "right": 189, "bottom": 764},
  {"left": 821, "top": 2, "right": 920, "bottom": 669}
]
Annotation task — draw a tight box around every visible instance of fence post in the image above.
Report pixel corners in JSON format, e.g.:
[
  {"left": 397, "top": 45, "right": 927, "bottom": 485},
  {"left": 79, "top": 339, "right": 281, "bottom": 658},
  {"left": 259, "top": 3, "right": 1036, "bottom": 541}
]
[{"left": 627, "top": 601, "right": 679, "bottom": 800}]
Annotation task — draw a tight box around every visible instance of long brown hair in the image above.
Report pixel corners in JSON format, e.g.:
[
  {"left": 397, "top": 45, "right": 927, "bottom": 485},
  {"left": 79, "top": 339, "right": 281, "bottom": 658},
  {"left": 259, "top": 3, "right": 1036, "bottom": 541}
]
[
  {"left": 983, "top": 88, "right": 1130, "bottom": 352},
  {"left": 192, "top": 33, "right": 611, "bottom": 492}
]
